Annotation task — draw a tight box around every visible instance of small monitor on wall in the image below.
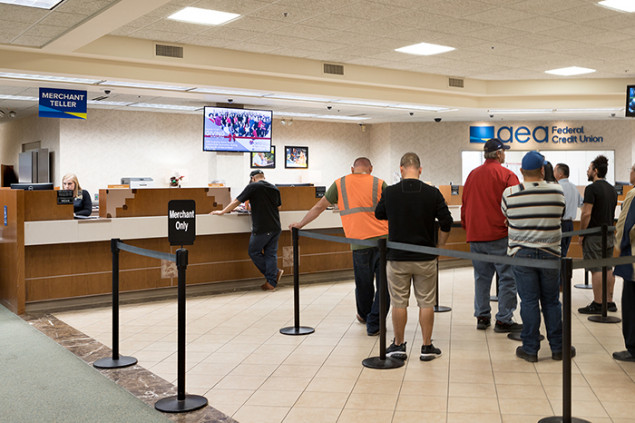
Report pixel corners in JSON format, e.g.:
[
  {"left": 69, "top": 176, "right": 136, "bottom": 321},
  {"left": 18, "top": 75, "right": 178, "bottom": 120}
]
[
  {"left": 626, "top": 85, "right": 635, "bottom": 117},
  {"left": 11, "top": 182, "right": 54, "bottom": 190},
  {"left": 203, "top": 106, "right": 272, "bottom": 152}
]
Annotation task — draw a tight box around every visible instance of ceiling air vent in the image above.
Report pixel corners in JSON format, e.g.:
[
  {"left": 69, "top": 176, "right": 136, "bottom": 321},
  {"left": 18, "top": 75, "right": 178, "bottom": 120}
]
[
  {"left": 155, "top": 44, "right": 183, "bottom": 58},
  {"left": 324, "top": 63, "right": 344, "bottom": 75},
  {"left": 448, "top": 77, "right": 464, "bottom": 88}
]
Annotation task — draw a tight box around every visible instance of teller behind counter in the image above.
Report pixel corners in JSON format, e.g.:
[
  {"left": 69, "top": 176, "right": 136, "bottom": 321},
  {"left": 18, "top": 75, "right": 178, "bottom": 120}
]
[{"left": 62, "top": 173, "right": 92, "bottom": 217}]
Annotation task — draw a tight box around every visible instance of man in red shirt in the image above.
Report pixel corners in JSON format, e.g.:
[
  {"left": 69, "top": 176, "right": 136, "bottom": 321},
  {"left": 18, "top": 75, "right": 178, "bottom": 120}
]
[{"left": 462, "top": 138, "right": 522, "bottom": 332}]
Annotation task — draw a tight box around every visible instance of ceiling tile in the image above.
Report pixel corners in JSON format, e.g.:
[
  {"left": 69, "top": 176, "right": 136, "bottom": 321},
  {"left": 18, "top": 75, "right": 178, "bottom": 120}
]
[{"left": 0, "top": 4, "right": 48, "bottom": 24}]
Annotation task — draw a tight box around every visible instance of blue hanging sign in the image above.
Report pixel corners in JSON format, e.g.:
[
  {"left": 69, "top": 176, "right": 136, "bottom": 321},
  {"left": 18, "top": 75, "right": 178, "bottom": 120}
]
[{"left": 39, "top": 88, "right": 87, "bottom": 119}]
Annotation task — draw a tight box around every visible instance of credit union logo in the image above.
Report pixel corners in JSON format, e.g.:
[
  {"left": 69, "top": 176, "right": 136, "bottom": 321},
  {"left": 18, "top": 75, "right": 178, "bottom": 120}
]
[{"left": 469, "top": 126, "right": 494, "bottom": 143}]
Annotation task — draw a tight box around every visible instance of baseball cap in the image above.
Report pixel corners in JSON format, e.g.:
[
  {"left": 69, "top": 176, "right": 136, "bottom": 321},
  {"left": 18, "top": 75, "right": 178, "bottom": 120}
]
[
  {"left": 249, "top": 169, "right": 264, "bottom": 178},
  {"left": 521, "top": 151, "right": 547, "bottom": 171},
  {"left": 483, "top": 138, "right": 510, "bottom": 153}
]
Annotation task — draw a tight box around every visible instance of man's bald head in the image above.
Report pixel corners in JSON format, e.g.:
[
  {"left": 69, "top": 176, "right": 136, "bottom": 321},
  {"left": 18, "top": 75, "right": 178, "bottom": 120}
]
[{"left": 352, "top": 157, "right": 372, "bottom": 174}]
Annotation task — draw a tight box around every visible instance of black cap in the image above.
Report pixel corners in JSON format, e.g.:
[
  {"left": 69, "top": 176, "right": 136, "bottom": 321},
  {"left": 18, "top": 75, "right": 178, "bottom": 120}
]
[
  {"left": 250, "top": 169, "right": 264, "bottom": 178},
  {"left": 484, "top": 138, "right": 510, "bottom": 153}
]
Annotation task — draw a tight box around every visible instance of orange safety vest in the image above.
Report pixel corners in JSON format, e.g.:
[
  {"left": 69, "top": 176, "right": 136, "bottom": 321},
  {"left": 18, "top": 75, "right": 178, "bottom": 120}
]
[{"left": 335, "top": 173, "right": 388, "bottom": 240}]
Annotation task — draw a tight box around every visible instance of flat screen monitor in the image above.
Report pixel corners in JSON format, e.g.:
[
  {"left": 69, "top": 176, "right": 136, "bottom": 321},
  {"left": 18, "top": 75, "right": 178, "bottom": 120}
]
[
  {"left": 11, "top": 182, "right": 54, "bottom": 190},
  {"left": 626, "top": 85, "right": 635, "bottom": 117},
  {"left": 203, "top": 106, "right": 272, "bottom": 152}
]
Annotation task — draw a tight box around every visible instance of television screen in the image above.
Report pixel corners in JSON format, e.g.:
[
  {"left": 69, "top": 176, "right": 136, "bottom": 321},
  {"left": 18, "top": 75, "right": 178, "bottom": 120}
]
[
  {"left": 626, "top": 85, "right": 635, "bottom": 117},
  {"left": 203, "top": 106, "right": 272, "bottom": 152},
  {"left": 11, "top": 182, "right": 54, "bottom": 190}
]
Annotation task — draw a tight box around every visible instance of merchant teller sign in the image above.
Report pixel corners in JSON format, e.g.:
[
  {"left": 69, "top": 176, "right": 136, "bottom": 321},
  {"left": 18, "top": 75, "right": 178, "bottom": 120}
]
[
  {"left": 168, "top": 200, "right": 196, "bottom": 246},
  {"left": 39, "top": 88, "right": 87, "bottom": 120}
]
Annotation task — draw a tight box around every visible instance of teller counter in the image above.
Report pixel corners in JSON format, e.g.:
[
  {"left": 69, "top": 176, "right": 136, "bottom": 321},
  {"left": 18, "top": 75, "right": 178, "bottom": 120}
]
[{"left": 1, "top": 186, "right": 354, "bottom": 315}]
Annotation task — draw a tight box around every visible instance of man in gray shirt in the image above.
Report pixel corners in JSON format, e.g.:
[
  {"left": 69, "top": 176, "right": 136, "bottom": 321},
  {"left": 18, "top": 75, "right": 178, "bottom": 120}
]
[{"left": 554, "top": 163, "right": 582, "bottom": 257}]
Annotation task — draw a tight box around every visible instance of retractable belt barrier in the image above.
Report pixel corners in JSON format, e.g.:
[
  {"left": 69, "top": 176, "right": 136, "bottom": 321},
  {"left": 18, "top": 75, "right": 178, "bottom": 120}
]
[
  {"left": 295, "top": 225, "right": 635, "bottom": 423},
  {"left": 93, "top": 239, "right": 208, "bottom": 414}
]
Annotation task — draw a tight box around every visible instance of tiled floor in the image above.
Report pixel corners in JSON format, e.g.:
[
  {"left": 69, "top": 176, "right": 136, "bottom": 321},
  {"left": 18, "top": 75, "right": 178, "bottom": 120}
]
[{"left": 54, "top": 267, "right": 635, "bottom": 423}]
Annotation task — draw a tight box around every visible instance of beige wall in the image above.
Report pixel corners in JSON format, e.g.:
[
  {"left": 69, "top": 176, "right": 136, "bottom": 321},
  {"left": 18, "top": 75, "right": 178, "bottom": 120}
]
[{"left": 1, "top": 111, "right": 634, "bottom": 196}]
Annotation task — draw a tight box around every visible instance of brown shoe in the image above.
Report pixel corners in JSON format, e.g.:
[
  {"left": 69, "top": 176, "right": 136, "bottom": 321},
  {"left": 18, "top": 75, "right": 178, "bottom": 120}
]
[
  {"left": 276, "top": 268, "right": 284, "bottom": 284},
  {"left": 261, "top": 282, "right": 275, "bottom": 291}
]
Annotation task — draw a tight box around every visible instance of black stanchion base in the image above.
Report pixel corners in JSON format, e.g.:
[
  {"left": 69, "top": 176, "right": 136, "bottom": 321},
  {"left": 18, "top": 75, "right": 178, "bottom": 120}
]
[
  {"left": 155, "top": 395, "right": 208, "bottom": 413},
  {"left": 280, "top": 326, "right": 315, "bottom": 336},
  {"left": 574, "top": 284, "right": 593, "bottom": 289},
  {"left": 538, "top": 416, "right": 591, "bottom": 423},
  {"left": 93, "top": 355, "right": 137, "bottom": 369},
  {"left": 507, "top": 332, "right": 544, "bottom": 341},
  {"left": 490, "top": 296, "right": 498, "bottom": 302},
  {"left": 434, "top": 305, "right": 452, "bottom": 313},
  {"left": 588, "top": 315, "right": 621, "bottom": 324},
  {"left": 362, "top": 356, "right": 405, "bottom": 369}
]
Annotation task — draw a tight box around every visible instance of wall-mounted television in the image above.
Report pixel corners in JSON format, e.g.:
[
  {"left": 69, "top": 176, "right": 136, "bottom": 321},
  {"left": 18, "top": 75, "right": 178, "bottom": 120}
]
[
  {"left": 626, "top": 85, "right": 635, "bottom": 117},
  {"left": 203, "top": 106, "right": 272, "bottom": 152}
]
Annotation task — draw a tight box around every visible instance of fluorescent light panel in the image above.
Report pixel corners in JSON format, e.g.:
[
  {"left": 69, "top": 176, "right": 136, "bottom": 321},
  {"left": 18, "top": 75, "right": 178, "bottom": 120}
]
[
  {"left": 168, "top": 7, "right": 240, "bottom": 25},
  {"left": 0, "top": 72, "right": 102, "bottom": 84},
  {"left": 191, "top": 87, "right": 266, "bottom": 96},
  {"left": 395, "top": 42, "right": 455, "bottom": 56},
  {"left": 545, "top": 66, "right": 596, "bottom": 76},
  {"left": 101, "top": 81, "right": 193, "bottom": 91},
  {"left": 279, "top": 112, "right": 370, "bottom": 121},
  {"left": 129, "top": 103, "right": 201, "bottom": 111},
  {"left": 598, "top": 0, "right": 635, "bottom": 13},
  {"left": 0, "top": 0, "right": 63, "bottom": 9},
  {"left": 0, "top": 94, "right": 38, "bottom": 101}
]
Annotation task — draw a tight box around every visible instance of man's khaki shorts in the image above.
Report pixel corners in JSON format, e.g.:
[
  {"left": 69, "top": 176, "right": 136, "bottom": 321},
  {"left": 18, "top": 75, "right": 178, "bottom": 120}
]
[{"left": 387, "top": 259, "right": 437, "bottom": 308}]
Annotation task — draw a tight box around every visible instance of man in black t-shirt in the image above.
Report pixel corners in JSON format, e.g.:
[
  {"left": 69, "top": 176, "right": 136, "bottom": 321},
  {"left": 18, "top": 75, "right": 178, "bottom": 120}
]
[
  {"left": 212, "top": 170, "right": 283, "bottom": 291},
  {"left": 578, "top": 155, "right": 618, "bottom": 314},
  {"left": 375, "top": 152, "right": 453, "bottom": 362}
]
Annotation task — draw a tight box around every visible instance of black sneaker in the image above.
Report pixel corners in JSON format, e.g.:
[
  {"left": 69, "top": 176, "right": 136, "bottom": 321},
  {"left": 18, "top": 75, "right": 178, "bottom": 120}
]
[
  {"left": 552, "top": 346, "right": 576, "bottom": 361},
  {"left": 613, "top": 350, "right": 635, "bottom": 362},
  {"left": 578, "top": 301, "right": 602, "bottom": 314},
  {"left": 494, "top": 320, "right": 523, "bottom": 333},
  {"left": 516, "top": 346, "right": 538, "bottom": 363},
  {"left": 420, "top": 344, "right": 442, "bottom": 361},
  {"left": 386, "top": 340, "right": 407, "bottom": 360},
  {"left": 608, "top": 302, "right": 618, "bottom": 312},
  {"left": 476, "top": 316, "right": 491, "bottom": 330}
]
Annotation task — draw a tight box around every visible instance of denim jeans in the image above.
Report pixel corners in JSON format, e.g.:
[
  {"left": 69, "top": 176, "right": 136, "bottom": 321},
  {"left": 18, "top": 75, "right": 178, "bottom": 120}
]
[
  {"left": 513, "top": 248, "right": 562, "bottom": 355},
  {"left": 561, "top": 220, "right": 573, "bottom": 258},
  {"left": 248, "top": 231, "right": 281, "bottom": 286},
  {"left": 352, "top": 247, "right": 389, "bottom": 334},
  {"left": 470, "top": 238, "right": 517, "bottom": 323}
]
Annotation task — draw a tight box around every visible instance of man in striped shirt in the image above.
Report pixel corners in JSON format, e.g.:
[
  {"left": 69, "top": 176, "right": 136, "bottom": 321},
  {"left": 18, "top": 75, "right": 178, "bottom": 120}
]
[{"left": 501, "top": 151, "right": 568, "bottom": 362}]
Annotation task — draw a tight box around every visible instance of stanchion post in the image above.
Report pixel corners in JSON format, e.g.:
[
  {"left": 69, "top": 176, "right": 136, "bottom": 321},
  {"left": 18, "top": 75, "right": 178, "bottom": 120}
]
[
  {"left": 588, "top": 225, "right": 621, "bottom": 324},
  {"left": 538, "top": 258, "right": 590, "bottom": 423},
  {"left": 280, "top": 228, "right": 315, "bottom": 336},
  {"left": 155, "top": 248, "right": 208, "bottom": 413},
  {"left": 433, "top": 224, "right": 450, "bottom": 313},
  {"left": 93, "top": 239, "right": 137, "bottom": 369},
  {"left": 362, "top": 238, "right": 404, "bottom": 369}
]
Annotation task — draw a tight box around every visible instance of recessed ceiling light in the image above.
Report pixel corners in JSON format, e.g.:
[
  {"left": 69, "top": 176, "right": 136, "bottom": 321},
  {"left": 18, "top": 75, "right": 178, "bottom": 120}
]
[
  {"left": 0, "top": 72, "right": 102, "bottom": 84},
  {"left": 395, "top": 42, "right": 455, "bottom": 56},
  {"left": 0, "top": 0, "right": 63, "bottom": 9},
  {"left": 0, "top": 94, "right": 38, "bottom": 101},
  {"left": 128, "top": 103, "right": 201, "bottom": 111},
  {"left": 598, "top": 0, "right": 635, "bottom": 13},
  {"left": 168, "top": 7, "right": 240, "bottom": 25},
  {"left": 101, "top": 81, "right": 193, "bottom": 91},
  {"left": 545, "top": 66, "right": 596, "bottom": 76},
  {"left": 279, "top": 112, "right": 370, "bottom": 121}
]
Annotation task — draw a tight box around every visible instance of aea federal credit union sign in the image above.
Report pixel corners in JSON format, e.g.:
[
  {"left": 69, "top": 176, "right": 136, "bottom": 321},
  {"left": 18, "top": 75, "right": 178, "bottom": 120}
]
[
  {"left": 39, "top": 88, "right": 87, "bottom": 120},
  {"left": 469, "top": 124, "right": 604, "bottom": 145}
]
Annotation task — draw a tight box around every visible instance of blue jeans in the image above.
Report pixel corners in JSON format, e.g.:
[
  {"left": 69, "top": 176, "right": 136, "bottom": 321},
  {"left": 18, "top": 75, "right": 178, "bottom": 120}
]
[
  {"left": 513, "top": 248, "right": 562, "bottom": 355},
  {"left": 248, "top": 231, "right": 281, "bottom": 286},
  {"left": 561, "top": 220, "right": 573, "bottom": 257},
  {"left": 470, "top": 238, "right": 517, "bottom": 323},
  {"left": 352, "top": 247, "right": 389, "bottom": 334}
]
